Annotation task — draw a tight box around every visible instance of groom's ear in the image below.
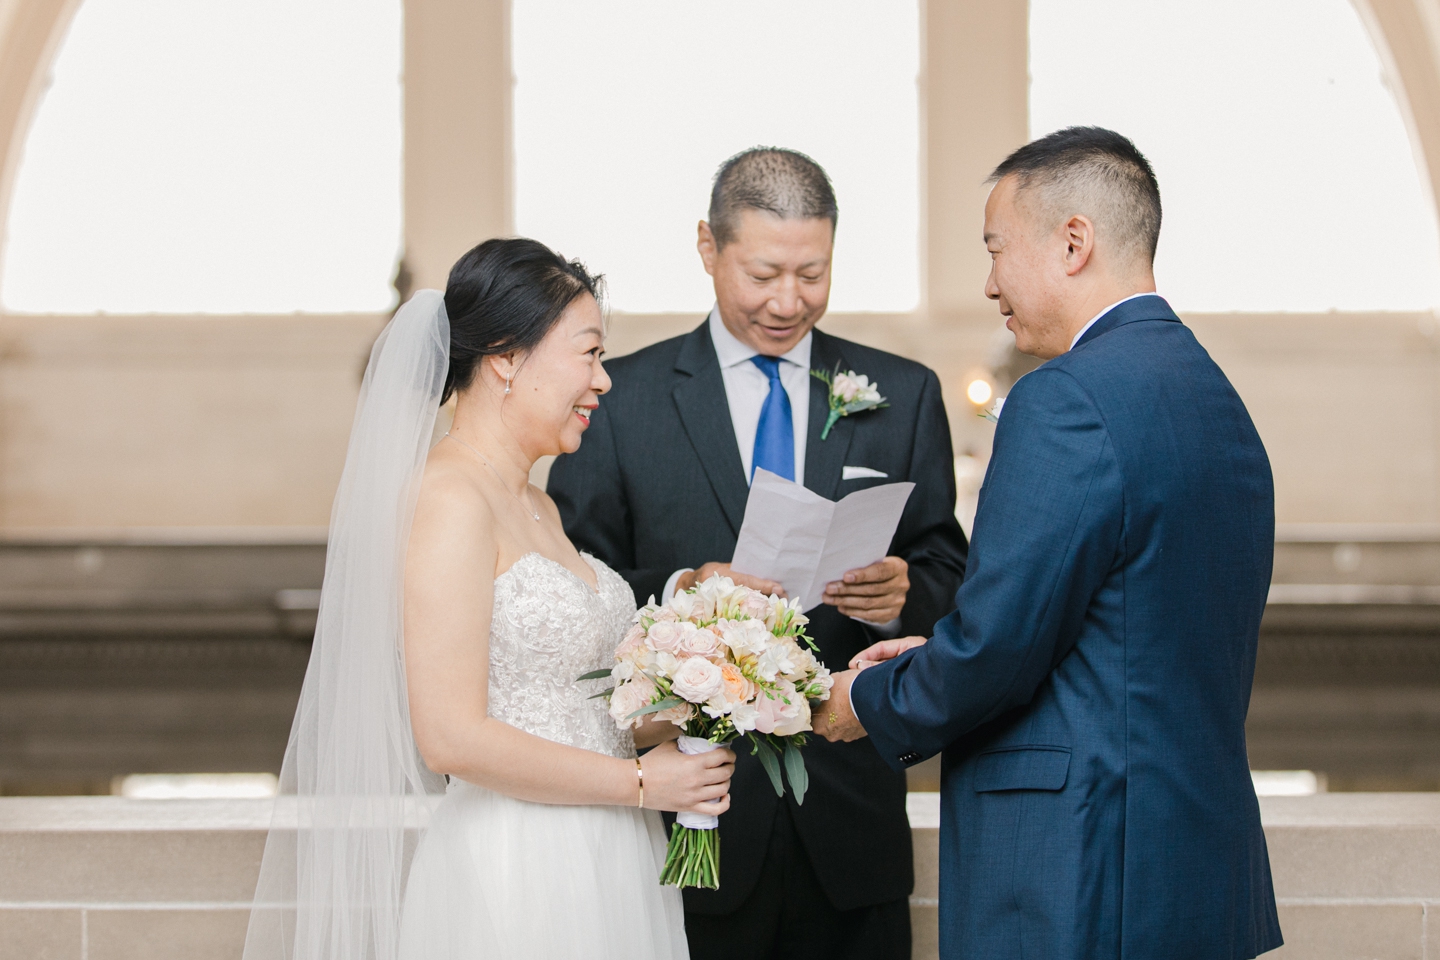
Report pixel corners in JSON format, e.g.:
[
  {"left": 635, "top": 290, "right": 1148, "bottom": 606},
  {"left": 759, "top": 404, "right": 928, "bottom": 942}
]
[
  {"left": 697, "top": 221, "right": 719, "bottom": 277},
  {"left": 1062, "top": 214, "right": 1096, "bottom": 277}
]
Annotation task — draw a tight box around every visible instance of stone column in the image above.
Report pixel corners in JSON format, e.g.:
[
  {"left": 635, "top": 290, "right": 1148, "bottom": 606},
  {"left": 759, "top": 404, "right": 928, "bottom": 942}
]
[{"left": 402, "top": 0, "right": 513, "bottom": 293}]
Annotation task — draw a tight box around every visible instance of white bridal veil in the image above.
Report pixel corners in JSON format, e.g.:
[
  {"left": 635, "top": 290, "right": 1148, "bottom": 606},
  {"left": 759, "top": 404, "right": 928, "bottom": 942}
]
[{"left": 243, "top": 290, "right": 450, "bottom": 960}]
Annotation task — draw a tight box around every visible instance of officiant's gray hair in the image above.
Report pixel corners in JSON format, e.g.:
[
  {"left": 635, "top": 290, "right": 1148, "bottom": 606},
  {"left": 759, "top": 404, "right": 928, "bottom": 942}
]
[
  {"left": 990, "top": 126, "right": 1162, "bottom": 266},
  {"left": 708, "top": 147, "right": 838, "bottom": 248}
]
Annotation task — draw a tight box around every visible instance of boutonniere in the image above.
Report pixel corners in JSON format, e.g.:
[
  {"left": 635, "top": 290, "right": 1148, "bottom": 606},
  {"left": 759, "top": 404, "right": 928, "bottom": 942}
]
[
  {"left": 979, "top": 397, "right": 1005, "bottom": 423},
  {"left": 811, "top": 364, "right": 888, "bottom": 440}
]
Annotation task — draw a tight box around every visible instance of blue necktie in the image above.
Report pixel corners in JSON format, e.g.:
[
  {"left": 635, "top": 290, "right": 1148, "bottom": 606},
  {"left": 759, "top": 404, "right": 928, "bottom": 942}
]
[{"left": 750, "top": 355, "right": 794, "bottom": 481}]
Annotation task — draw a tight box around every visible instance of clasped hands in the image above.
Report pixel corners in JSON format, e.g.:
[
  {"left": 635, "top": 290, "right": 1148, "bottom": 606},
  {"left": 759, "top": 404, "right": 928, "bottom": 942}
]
[{"left": 812, "top": 635, "right": 928, "bottom": 743}]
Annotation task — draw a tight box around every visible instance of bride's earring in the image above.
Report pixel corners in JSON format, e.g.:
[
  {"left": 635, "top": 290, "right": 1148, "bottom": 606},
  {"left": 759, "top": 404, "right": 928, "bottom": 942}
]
[{"left": 504, "top": 375, "right": 512, "bottom": 395}]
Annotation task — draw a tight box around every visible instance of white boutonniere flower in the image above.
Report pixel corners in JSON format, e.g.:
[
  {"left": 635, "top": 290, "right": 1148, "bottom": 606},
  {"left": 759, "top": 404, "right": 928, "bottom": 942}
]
[
  {"left": 811, "top": 364, "right": 888, "bottom": 440},
  {"left": 979, "top": 397, "right": 1005, "bottom": 423}
]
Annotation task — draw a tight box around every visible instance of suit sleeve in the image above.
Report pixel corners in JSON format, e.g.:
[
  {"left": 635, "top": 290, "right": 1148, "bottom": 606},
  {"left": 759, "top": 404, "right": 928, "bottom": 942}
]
[
  {"left": 851, "top": 367, "right": 1123, "bottom": 771},
  {"left": 547, "top": 401, "right": 674, "bottom": 604},
  {"left": 893, "top": 368, "right": 970, "bottom": 638}
]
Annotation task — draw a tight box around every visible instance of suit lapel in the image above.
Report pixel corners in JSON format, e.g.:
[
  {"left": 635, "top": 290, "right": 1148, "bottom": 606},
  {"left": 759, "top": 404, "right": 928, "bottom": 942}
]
[
  {"left": 673, "top": 324, "right": 750, "bottom": 534},
  {"left": 804, "top": 330, "right": 854, "bottom": 501}
]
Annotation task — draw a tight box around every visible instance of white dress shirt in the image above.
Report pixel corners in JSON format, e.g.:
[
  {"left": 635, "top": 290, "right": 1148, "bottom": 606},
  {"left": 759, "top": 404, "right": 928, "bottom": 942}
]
[
  {"left": 1069, "top": 292, "right": 1158, "bottom": 350},
  {"left": 664, "top": 309, "right": 899, "bottom": 636}
]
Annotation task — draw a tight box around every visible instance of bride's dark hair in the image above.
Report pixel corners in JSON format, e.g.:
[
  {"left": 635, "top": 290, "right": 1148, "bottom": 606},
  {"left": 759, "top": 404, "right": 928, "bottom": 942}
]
[{"left": 441, "top": 237, "right": 604, "bottom": 403}]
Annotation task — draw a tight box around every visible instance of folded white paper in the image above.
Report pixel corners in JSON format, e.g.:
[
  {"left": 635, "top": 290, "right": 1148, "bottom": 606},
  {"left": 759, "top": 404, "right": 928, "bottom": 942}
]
[
  {"left": 730, "top": 468, "right": 915, "bottom": 611},
  {"left": 841, "top": 466, "right": 888, "bottom": 480}
]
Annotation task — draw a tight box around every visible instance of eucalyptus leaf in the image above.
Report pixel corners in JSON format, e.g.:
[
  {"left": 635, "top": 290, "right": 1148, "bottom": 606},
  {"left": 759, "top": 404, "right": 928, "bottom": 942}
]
[
  {"left": 784, "top": 739, "right": 809, "bottom": 806},
  {"left": 626, "top": 697, "right": 685, "bottom": 720},
  {"left": 586, "top": 689, "right": 615, "bottom": 700},
  {"left": 576, "top": 668, "right": 614, "bottom": 681},
  {"left": 750, "top": 734, "right": 785, "bottom": 797}
]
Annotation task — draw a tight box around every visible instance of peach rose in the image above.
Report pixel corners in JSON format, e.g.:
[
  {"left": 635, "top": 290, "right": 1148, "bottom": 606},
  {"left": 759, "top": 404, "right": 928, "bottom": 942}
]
[{"left": 718, "top": 662, "right": 755, "bottom": 705}]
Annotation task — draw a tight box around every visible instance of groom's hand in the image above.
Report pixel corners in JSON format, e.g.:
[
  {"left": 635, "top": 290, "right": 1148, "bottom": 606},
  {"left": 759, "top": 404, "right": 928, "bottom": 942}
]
[
  {"left": 850, "top": 636, "right": 928, "bottom": 670},
  {"left": 823, "top": 556, "right": 910, "bottom": 623},
  {"left": 678, "top": 563, "right": 786, "bottom": 598},
  {"left": 813, "top": 670, "right": 868, "bottom": 742}
]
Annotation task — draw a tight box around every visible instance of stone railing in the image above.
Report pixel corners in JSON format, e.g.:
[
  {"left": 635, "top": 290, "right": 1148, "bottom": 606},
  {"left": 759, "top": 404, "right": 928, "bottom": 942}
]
[{"left": 2, "top": 792, "right": 1437, "bottom": 959}]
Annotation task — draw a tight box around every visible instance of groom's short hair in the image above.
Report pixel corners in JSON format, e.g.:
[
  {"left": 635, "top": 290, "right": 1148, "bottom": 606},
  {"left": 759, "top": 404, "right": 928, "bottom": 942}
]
[
  {"left": 990, "top": 126, "right": 1162, "bottom": 265},
  {"left": 708, "top": 147, "right": 838, "bottom": 248}
]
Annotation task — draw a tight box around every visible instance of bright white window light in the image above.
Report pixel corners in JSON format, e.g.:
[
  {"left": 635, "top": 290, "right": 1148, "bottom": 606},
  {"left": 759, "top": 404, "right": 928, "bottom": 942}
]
[
  {"left": 1251, "top": 770, "right": 1323, "bottom": 796},
  {"left": 116, "top": 773, "right": 279, "bottom": 799},
  {"left": 1, "top": 0, "right": 403, "bottom": 313},
  {"left": 1030, "top": 0, "right": 1440, "bottom": 312},
  {"left": 512, "top": 0, "right": 921, "bottom": 314}
]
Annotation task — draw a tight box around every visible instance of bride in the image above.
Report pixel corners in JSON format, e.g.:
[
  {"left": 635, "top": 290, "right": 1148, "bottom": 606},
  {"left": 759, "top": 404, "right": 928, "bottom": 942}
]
[{"left": 242, "top": 238, "right": 733, "bottom": 960}]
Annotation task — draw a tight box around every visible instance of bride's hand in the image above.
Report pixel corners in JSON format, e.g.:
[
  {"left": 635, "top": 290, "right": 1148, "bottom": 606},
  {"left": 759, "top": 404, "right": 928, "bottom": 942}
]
[{"left": 637, "top": 740, "right": 735, "bottom": 816}]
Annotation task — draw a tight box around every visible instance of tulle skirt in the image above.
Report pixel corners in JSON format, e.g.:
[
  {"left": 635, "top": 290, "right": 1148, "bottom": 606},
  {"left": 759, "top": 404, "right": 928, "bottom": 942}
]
[{"left": 398, "top": 778, "right": 689, "bottom": 959}]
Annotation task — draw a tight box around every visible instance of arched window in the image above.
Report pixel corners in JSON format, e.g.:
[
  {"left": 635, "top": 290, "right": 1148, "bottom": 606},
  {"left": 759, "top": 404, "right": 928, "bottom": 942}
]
[
  {"left": 1, "top": 0, "right": 403, "bottom": 314},
  {"left": 511, "top": 0, "right": 921, "bottom": 313},
  {"left": 1029, "top": 0, "right": 1440, "bottom": 312}
]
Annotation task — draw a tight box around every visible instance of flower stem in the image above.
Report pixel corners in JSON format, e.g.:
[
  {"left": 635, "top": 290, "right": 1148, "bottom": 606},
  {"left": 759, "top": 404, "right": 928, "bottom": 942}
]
[
  {"left": 820, "top": 408, "right": 842, "bottom": 441},
  {"left": 660, "top": 824, "right": 720, "bottom": 889}
]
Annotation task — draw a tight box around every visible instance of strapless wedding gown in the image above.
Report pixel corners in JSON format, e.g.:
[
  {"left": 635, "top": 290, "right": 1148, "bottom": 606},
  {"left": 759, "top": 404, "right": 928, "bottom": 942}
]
[{"left": 398, "top": 552, "right": 688, "bottom": 959}]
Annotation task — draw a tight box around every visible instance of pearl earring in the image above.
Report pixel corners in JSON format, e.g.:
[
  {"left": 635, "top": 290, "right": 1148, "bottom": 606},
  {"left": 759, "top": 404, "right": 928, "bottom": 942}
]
[{"left": 505, "top": 376, "right": 512, "bottom": 395}]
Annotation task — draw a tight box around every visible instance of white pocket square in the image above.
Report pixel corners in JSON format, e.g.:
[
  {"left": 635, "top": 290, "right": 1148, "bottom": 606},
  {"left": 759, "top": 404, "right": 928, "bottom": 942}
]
[{"left": 842, "top": 466, "right": 889, "bottom": 480}]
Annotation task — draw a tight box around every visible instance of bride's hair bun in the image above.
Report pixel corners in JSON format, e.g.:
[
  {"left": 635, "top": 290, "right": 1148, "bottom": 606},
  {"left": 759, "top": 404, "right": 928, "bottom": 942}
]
[{"left": 441, "top": 237, "right": 604, "bottom": 403}]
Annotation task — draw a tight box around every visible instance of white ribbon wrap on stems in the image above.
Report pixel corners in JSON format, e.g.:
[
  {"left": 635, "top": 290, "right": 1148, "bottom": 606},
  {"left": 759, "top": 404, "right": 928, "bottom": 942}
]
[{"left": 675, "top": 736, "right": 722, "bottom": 830}]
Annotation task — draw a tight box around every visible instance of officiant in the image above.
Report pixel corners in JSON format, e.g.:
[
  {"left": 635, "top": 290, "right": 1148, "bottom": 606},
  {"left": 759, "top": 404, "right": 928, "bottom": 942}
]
[{"left": 548, "top": 147, "right": 968, "bottom": 960}]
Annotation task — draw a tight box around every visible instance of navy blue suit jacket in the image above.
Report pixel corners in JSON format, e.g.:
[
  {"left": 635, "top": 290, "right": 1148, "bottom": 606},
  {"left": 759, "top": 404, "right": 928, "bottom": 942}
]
[{"left": 851, "top": 297, "right": 1283, "bottom": 959}]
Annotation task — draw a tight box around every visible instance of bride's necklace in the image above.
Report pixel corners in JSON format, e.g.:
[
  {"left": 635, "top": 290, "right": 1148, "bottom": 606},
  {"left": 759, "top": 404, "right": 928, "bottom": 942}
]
[{"left": 444, "top": 432, "right": 541, "bottom": 522}]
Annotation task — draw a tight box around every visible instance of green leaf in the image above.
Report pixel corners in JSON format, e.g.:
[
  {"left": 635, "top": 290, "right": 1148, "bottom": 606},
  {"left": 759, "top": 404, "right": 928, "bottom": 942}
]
[
  {"left": 575, "top": 668, "right": 614, "bottom": 681},
  {"left": 586, "top": 688, "right": 615, "bottom": 700},
  {"left": 625, "top": 697, "right": 685, "bottom": 720},
  {"left": 750, "top": 734, "right": 785, "bottom": 797},
  {"left": 783, "top": 739, "right": 809, "bottom": 806}
]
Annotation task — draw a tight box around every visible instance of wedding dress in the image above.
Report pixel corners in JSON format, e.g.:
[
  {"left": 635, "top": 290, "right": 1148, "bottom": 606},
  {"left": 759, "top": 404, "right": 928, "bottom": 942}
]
[{"left": 397, "top": 551, "right": 689, "bottom": 959}]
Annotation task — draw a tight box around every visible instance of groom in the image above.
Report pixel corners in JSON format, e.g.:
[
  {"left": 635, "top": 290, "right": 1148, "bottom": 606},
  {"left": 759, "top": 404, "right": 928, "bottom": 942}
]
[
  {"left": 548, "top": 147, "right": 968, "bottom": 960},
  {"left": 816, "top": 127, "right": 1283, "bottom": 958}
]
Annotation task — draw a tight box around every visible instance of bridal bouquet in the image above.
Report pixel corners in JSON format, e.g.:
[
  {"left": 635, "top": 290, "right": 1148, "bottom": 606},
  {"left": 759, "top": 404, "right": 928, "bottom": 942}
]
[{"left": 581, "top": 574, "right": 833, "bottom": 889}]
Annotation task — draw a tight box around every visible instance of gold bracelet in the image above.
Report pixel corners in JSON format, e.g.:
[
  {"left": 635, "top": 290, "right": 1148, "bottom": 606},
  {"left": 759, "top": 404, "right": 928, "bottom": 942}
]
[{"left": 635, "top": 757, "right": 644, "bottom": 809}]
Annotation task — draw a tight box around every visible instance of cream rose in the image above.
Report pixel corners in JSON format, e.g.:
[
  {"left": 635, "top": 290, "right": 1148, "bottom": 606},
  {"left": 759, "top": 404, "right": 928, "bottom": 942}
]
[
  {"left": 646, "top": 620, "right": 685, "bottom": 653},
  {"left": 679, "top": 624, "right": 722, "bottom": 658},
  {"left": 738, "top": 592, "right": 773, "bottom": 622},
  {"left": 671, "top": 656, "right": 725, "bottom": 703},
  {"left": 833, "top": 372, "right": 862, "bottom": 402}
]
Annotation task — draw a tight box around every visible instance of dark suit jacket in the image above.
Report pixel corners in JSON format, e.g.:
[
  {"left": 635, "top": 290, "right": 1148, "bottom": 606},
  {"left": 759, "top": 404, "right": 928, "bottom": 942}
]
[
  {"left": 548, "top": 322, "right": 968, "bottom": 913},
  {"left": 852, "top": 296, "right": 1282, "bottom": 959}
]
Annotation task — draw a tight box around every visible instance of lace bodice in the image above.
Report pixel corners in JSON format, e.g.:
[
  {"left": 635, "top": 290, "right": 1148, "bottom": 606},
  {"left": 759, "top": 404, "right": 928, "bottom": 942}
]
[{"left": 487, "top": 552, "right": 636, "bottom": 760}]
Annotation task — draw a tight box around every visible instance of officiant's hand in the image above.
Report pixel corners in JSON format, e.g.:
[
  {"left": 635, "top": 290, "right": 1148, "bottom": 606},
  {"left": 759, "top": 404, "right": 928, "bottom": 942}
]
[
  {"left": 849, "top": 636, "right": 928, "bottom": 670},
  {"left": 677, "top": 563, "right": 786, "bottom": 598},
  {"left": 813, "top": 670, "right": 868, "bottom": 743},
  {"left": 824, "top": 556, "right": 910, "bottom": 623}
]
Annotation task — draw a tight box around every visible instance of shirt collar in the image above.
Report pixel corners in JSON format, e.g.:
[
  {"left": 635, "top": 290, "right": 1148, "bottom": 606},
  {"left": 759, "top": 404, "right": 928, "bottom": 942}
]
[
  {"left": 1069, "top": 292, "right": 1159, "bottom": 349},
  {"left": 708, "top": 305, "right": 813, "bottom": 370}
]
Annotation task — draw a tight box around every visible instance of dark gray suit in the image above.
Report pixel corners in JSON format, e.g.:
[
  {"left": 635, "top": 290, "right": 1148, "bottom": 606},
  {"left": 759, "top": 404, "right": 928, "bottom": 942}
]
[{"left": 548, "top": 322, "right": 968, "bottom": 958}]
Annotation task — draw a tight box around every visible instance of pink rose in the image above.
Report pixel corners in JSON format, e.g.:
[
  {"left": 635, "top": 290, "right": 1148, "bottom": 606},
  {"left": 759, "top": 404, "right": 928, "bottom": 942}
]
[
  {"left": 671, "top": 656, "right": 725, "bottom": 703},
  {"left": 655, "top": 701, "right": 695, "bottom": 724},
  {"left": 650, "top": 607, "right": 679, "bottom": 623},
  {"left": 833, "top": 372, "right": 862, "bottom": 402},
  {"left": 615, "top": 623, "right": 646, "bottom": 659},
  {"left": 679, "top": 624, "right": 721, "bottom": 658},
  {"left": 608, "top": 676, "right": 656, "bottom": 730},
  {"left": 738, "top": 592, "right": 773, "bottom": 622},
  {"left": 646, "top": 620, "right": 685, "bottom": 653},
  {"left": 753, "top": 681, "right": 806, "bottom": 735}
]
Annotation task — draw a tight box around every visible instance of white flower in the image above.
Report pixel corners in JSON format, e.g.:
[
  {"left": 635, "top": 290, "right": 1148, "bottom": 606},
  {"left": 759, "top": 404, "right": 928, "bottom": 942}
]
[
  {"left": 668, "top": 590, "right": 700, "bottom": 621},
  {"left": 611, "top": 660, "right": 635, "bottom": 682},
  {"left": 671, "top": 656, "right": 725, "bottom": 703},
  {"left": 719, "top": 618, "right": 772, "bottom": 658},
  {"left": 833, "top": 372, "right": 862, "bottom": 402},
  {"left": 728, "top": 699, "right": 760, "bottom": 733},
  {"left": 756, "top": 642, "right": 797, "bottom": 683},
  {"left": 981, "top": 397, "right": 1005, "bottom": 423}
]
